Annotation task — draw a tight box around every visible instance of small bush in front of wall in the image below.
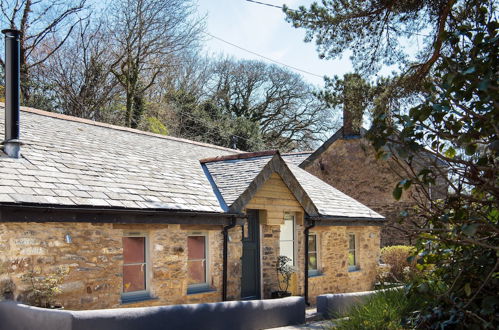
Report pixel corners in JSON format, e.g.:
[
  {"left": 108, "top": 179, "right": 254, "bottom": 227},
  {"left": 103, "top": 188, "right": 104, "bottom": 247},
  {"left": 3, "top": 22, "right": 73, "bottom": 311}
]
[
  {"left": 272, "top": 256, "right": 295, "bottom": 298},
  {"left": 333, "top": 289, "right": 425, "bottom": 330},
  {"left": 0, "top": 279, "right": 15, "bottom": 300},
  {"left": 380, "top": 245, "right": 417, "bottom": 283},
  {"left": 20, "top": 266, "right": 69, "bottom": 308}
]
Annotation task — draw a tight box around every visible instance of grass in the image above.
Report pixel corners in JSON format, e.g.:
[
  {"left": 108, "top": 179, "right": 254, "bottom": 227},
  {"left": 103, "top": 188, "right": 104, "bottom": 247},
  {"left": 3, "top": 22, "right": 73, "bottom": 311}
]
[{"left": 332, "top": 289, "right": 423, "bottom": 330}]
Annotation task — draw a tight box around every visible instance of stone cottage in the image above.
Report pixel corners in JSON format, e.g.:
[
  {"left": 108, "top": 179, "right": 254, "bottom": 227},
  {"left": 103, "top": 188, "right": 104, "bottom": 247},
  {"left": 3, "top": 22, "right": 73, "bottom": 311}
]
[
  {"left": 0, "top": 103, "right": 384, "bottom": 309},
  {"left": 0, "top": 29, "right": 384, "bottom": 309},
  {"left": 298, "top": 108, "right": 447, "bottom": 246}
]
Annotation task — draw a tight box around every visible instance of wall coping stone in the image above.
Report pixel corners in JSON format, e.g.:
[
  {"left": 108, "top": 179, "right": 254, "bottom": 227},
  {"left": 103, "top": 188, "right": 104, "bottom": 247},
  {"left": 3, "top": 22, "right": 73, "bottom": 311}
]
[{"left": 0, "top": 297, "right": 306, "bottom": 330}]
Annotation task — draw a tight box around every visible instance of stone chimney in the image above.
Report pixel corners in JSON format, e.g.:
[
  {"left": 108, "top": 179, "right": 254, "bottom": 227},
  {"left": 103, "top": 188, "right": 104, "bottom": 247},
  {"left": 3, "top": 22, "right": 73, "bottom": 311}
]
[{"left": 342, "top": 74, "right": 364, "bottom": 137}]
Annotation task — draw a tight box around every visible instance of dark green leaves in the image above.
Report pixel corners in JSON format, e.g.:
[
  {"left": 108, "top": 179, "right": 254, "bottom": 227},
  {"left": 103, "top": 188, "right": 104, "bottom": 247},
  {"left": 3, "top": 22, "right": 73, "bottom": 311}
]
[
  {"left": 393, "top": 185, "right": 403, "bottom": 200},
  {"left": 465, "top": 143, "right": 477, "bottom": 156},
  {"left": 462, "top": 223, "right": 479, "bottom": 236}
]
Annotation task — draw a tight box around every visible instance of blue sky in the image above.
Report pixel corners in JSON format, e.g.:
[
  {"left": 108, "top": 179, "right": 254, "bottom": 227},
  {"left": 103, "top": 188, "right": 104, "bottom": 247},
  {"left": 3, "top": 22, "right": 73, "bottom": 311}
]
[{"left": 196, "top": 0, "right": 353, "bottom": 87}]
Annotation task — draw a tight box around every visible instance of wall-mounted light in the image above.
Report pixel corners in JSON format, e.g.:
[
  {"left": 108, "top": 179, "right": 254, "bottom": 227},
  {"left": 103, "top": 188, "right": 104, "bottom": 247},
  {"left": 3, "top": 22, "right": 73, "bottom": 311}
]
[{"left": 65, "top": 233, "right": 72, "bottom": 244}]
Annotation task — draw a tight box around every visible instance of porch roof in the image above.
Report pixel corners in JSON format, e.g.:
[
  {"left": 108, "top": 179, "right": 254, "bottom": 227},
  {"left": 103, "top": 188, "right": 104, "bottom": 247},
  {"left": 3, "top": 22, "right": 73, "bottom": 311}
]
[{"left": 202, "top": 151, "right": 384, "bottom": 221}]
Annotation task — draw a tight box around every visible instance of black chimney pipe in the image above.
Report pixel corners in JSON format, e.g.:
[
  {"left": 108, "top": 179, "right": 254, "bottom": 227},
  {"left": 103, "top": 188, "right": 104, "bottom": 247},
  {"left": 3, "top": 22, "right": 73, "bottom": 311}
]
[{"left": 2, "top": 29, "right": 22, "bottom": 158}]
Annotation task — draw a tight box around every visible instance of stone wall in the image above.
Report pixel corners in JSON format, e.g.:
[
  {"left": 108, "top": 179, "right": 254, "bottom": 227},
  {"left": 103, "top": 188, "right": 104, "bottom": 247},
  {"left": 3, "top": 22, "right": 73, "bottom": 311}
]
[
  {"left": 303, "top": 137, "right": 427, "bottom": 246},
  {"left": 259, "top": 221, "right": 380, "bottom": 303},
  {"left": 261, "top": 224, "right": 280, "bottom": 298},
  {"left": 307, "top": 226, "right": 381, "bottom": 305},
  {"left": 0, "top": 222, "right": 242, "bottom": 310}
]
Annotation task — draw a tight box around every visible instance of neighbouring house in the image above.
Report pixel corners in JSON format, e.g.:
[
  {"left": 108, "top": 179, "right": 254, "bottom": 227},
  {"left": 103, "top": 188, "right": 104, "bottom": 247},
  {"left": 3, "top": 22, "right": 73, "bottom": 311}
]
[{"left": 298, "top": 107, "right": 447, "bottom": 246}]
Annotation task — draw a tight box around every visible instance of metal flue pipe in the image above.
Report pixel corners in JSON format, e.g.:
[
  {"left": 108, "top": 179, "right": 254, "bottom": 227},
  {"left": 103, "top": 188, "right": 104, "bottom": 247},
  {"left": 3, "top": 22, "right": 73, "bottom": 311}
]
[{"left": 2, "top": 29, "right": 22, "bottom": 158}]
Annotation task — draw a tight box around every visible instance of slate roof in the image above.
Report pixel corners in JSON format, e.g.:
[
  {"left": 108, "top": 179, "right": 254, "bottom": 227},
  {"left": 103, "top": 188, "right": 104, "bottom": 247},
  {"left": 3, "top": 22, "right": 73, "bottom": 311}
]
[
  {"left": 0, "top": 105, "right": 383, "bottom": 220},
  {"left": 281, "top": 152, "right": 312, "bottom": 166},
  {"left": 0, "top": 105, "right": 238, "bottom": 212},
  {"left": 286, "top": 163, "right": 383, "bottom": 219},
  {"left": 203, "top": 152, "right": 384, "bottom": 220},
  {"left": 203, "top": 155, "right": 273, "bottom": 206}
]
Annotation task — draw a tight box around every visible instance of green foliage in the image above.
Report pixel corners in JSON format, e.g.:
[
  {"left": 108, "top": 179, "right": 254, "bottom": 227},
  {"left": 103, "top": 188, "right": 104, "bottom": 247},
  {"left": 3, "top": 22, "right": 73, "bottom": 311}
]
[
  {"left": 145, "top": 116, "right": 168, "bottom": 135},
  {"left": 285, "top": 0, "right": 497, "bottom": 125},
  {"left": 319, "top": 73, "right": 371, "bottom": 131},
  {"left": 334, "top": 289, "right": 425, "bottom": 330},
  {"left": 21, "top": 267, "right": 69, "bottom": 308},
  {"left": 380, "top": 246, "right": 417, "bottom": 283},
  {"left": 166, "top": 89, "right": 265, "bottom": 151},
  {"left": 367, "top": 8, "right": 499, "bottom": 329}
]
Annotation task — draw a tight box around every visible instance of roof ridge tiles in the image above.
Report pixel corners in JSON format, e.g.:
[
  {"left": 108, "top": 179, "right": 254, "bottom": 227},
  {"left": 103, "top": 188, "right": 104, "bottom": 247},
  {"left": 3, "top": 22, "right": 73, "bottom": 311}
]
[
  {"left": 281, "top": 151, "right": 314, "bottom": 155},
  {"left": 200, "top": 150, "right": 278, "bottom": 163},
  {"left": 3, "top": 103, "right": 242, "bottom": 154}
]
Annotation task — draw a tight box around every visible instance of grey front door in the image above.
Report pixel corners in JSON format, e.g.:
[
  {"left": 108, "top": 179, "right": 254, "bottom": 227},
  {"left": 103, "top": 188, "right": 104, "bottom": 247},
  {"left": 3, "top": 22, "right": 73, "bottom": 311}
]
[{"left": 241, "top": 209, "right": 261, "bottom": 300}]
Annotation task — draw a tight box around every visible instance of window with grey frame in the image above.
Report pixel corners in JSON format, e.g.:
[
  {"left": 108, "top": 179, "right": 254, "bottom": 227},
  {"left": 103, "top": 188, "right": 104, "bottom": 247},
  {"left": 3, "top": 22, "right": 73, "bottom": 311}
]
[
  {"left": 308, "top": 233, "right": 320, "bottom": 276},
  {"left": 348, "top": 233, "right": 359, "bottom": 271},
  {"left": 122, "top": 235, "right": 151, "bottom": 302},
  {"left": 187, "top": 234, "right": 211, "bottom": 293}
]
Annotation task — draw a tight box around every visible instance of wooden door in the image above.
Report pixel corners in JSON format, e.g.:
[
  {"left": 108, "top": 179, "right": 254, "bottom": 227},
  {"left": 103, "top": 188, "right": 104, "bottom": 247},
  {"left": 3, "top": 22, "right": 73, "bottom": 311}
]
[{"left": 241, "top": 209, "right": 261, "bottom": 300}]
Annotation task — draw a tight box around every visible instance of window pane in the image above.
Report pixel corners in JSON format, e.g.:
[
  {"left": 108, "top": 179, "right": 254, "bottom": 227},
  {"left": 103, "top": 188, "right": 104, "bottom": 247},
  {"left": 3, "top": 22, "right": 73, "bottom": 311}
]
[
  {"left": 123, "top": 264, "right": 145, "bottom": 292},
  {"left": 188, "top": 260, "right": 206, "bottom": 285},
  {"left": 308, "top": 252, "right": 318, "bottom": 270},
  {"left": 188, "top": 236, "right": 206, "bottom": 260},
  {"left": 308, "top": 234, "right": 317, "bottom": 252},
  {"left": 123, "top": 237, "right": 145, "bottom": 264},
  {"left": 281, "top": 219, "right": 294, "bottom": 241},
  {"left": 349, "top": 234, "right": 356, "bottom": 250},
  {"left": 348, "top": 251, "right": 356, "bottom": 266},
  {"left": 280, "top": 241, "right": 294, "bottom": 265}
]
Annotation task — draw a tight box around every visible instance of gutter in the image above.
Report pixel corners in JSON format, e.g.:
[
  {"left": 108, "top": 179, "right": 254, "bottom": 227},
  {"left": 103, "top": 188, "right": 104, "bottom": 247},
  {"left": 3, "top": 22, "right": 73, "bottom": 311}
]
[
  {"left": 304, "top": 218, "right": 316, "bottom": 306},
  {"left": 0, "top": 202, "right": 245, "bottom": 217},
  {"left": 306, "top": 215, "right": 385, "bottom": 222},
  {"left": 222, "top": 216, "right": 238, "bottom": 301},
  {"left": 0, "top": 203, "right": 246, "bottom": 225}
]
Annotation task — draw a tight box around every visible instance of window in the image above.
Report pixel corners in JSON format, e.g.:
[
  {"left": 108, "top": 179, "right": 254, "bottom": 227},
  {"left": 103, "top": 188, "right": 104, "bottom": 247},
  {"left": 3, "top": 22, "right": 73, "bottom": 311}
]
[
  {"left": 187, "top": 234, "right": 210, "bottom": 293},
  {"left": 308, "top": 233, "right": 320, "bottom": 276},
  {"left": 348, "top": 233, "right": 359, "bottom": 271},
  {"left": 122, "top": 235, "right": 150, "bottom": 302},
  {"left": 280, "top": 213, "right": 295, "bottom": 266}
]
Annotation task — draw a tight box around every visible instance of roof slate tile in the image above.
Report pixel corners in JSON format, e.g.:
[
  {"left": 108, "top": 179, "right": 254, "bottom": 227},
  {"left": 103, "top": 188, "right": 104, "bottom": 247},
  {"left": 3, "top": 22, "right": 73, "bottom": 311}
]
[{"left": 1, "top": 106, "right": 237, "bottom": 212}]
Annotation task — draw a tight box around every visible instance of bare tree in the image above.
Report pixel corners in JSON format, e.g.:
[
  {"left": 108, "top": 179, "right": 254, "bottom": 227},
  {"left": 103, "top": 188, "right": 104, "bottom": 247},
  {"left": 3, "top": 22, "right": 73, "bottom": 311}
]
[
  {"left": 0, "top": 0, "right": 88, "bottom": 104},
  {"left": 38, "top": 20, "right": 119, "bottom": 120},
  {"left": 107, "top": 0, "right": 204, "bottom": 128},
  {"left": 207, "top": 58, "right": 336, "bottom": 151}
]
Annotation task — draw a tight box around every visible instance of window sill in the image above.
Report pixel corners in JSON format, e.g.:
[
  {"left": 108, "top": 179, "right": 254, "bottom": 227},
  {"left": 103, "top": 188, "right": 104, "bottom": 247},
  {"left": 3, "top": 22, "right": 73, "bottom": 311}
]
[
  {"left": 348, "top": 267, "right": 361, "bottom": 273},
  {"left": 120, "top": 293, "right": 157, "bottom": 305},
  {"left": 308, "top": 271, "right": 323, "bottom": 278},
  {"left": 187, "top": 285, "right": 216, "bottom": 295}
]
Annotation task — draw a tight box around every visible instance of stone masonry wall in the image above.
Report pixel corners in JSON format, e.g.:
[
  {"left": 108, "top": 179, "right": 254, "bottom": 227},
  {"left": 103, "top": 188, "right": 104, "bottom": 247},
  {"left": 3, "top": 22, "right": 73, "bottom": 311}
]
[
  {"left": 260, "top": 221, "right": 380, "bottom": 304},
  {"left": 307, "top": 226, "right": 381, "bottom": 305},
  {"left": 304, "top": 138, "right": 425, "bottom": 246},
  {"left": 261, "top": 224, "right": 280, "bottom": 298},
  {"left": 0, "top": 222, "right": 242, "bottom": 310}
]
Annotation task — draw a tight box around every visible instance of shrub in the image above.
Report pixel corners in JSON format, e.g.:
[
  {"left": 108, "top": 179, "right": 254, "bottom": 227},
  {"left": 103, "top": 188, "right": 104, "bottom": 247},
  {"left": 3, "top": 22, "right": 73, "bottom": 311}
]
[
  {"left": 334, "top": 289, "right": 424, "bottom": 330},
  {"left": 20, "top": 267, "right": 68, "bottom": 308},
  {"left": 380, "top": 245, "right": 416, "bottom": 283},
  {"left": 276, "top": 255, "right": 295, "bottom": 293}
]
